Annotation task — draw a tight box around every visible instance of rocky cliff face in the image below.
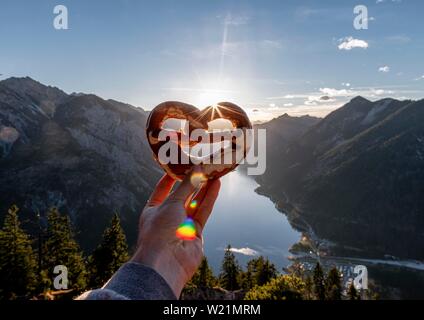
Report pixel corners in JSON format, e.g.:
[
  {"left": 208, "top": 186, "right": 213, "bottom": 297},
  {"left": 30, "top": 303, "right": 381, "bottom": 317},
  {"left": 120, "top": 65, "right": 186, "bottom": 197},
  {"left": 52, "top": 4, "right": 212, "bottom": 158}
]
[{"left": 0, "top": 77, "right": 161, "bottom": 250}]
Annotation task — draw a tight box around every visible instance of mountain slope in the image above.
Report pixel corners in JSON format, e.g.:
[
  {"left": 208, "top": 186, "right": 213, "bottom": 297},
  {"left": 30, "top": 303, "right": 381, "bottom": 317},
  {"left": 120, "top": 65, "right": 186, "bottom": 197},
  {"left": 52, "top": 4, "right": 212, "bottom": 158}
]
[
  {"left": 256, "top": 113, "right": 320, "bottom": 154},
  {"left": 250, "top": 114, "right": 320, "bottom": 174},
  {"left": 257, "top": 97, "right": 424, "bottom": 259},
  {"left": 0, "top": 77, "right": 161, "bottom": 251}
]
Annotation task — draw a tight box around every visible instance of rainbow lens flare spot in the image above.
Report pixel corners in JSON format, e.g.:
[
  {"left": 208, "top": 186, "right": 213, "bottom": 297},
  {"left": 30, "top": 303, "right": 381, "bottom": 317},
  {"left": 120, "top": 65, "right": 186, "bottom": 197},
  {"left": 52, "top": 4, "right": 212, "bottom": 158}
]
[
  {"left": 189, "top": 200, "right": 198, "bottom": 209},
  {"left": 176, "top": 217, "right": 196, "bottom": 241}
]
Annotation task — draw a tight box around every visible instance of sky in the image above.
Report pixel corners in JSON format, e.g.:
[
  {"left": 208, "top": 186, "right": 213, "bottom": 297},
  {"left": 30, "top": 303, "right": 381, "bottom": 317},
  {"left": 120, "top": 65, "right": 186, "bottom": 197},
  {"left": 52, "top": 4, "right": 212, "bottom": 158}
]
[{"left": 1, "top": 0, "right": 424, "bottom": 121}]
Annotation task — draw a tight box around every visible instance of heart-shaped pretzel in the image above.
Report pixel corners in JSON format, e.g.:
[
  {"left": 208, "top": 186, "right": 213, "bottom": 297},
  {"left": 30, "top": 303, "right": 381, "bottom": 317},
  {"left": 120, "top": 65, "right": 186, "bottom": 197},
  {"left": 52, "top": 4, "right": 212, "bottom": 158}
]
[{"left": 146, "top": 101, "right": 252, "bottom": 180}]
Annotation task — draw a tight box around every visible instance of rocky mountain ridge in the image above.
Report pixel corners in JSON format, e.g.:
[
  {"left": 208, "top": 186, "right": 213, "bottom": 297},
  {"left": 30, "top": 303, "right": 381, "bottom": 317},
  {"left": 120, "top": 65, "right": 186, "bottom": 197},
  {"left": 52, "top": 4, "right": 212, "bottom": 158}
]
[
  {"left": 0, "top": 77, "right": 161, "bottom": 250},
  {"left": 256, "top": 96, "right": 424, "bottom": 259}
]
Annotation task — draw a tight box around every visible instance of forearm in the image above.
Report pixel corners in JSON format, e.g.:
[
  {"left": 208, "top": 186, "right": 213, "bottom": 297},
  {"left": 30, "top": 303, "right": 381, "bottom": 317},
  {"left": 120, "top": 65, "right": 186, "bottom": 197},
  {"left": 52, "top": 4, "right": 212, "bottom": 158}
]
[{"left": 76, "top": 262, "right": 177, "bottom": 300}]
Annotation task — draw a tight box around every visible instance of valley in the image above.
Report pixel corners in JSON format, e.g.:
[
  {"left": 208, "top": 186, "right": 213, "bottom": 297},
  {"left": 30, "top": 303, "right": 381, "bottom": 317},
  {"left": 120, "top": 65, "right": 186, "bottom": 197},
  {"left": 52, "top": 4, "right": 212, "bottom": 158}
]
[{"left": 1, "top": 77, "right": 424, "bottom": 299}]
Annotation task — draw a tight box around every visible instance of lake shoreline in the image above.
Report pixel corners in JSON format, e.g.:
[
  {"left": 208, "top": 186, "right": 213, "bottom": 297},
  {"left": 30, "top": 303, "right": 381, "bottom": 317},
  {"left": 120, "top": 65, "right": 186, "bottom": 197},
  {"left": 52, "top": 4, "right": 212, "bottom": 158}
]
[
  {"left": 254, "top": 183, "right": 424, "bottom": 268},
  {"left": 252, "top": 183, "right": 424, "bottom": 299},
  {"left": 203, "top": 171, "right": 301, "bottom": 273}
]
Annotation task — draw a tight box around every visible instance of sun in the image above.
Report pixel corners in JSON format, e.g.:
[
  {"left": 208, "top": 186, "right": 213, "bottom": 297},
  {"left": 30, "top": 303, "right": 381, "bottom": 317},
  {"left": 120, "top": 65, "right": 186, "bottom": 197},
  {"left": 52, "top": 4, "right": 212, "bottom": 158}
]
[
  {"left": 190, "top": 77, "right": 240, "bottom": 107},
  {"left": 195, "top": 89, "right": 229, "bottom": 107}
]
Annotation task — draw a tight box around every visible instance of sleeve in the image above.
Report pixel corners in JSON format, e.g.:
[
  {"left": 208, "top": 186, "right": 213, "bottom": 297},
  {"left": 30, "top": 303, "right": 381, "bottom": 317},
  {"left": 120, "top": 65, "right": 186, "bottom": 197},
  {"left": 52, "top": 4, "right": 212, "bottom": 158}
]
[{"left": 76, "top": 262, "right": 177, "bottom": 300}]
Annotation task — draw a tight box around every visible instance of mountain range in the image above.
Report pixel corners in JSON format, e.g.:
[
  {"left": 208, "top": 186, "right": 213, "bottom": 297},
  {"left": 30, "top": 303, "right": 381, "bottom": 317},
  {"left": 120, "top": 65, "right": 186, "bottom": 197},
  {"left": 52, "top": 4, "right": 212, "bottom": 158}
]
[
  {"left": 1, "top": 77, "right": 423, "bottom": 260},
  {"left": 0, "top": 77, "right": 161, "bottom": 250},
  {"left": 255, "top": 96, "right": 424, "bottom": 260}
]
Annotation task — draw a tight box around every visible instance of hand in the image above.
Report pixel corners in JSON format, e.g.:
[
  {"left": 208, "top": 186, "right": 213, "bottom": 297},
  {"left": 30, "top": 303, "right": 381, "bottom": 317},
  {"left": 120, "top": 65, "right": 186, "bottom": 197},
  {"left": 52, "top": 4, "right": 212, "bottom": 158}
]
[{"left": 130, "top": 172, "right": 221, "bottom": 297}]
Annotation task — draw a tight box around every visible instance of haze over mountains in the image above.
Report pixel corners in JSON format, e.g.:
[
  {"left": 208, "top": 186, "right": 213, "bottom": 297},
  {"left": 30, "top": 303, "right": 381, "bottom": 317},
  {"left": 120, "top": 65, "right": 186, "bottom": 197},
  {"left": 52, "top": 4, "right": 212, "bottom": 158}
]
[{"left": 0, "top": 77, "right": 423, "bottom": 260}]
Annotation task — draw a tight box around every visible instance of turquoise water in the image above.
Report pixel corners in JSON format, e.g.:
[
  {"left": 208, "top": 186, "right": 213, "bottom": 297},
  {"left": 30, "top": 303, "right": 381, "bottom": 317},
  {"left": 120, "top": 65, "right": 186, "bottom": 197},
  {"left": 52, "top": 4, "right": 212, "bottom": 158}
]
[{"left": 203, "top": 170, "right": 301, "bottom": 272}]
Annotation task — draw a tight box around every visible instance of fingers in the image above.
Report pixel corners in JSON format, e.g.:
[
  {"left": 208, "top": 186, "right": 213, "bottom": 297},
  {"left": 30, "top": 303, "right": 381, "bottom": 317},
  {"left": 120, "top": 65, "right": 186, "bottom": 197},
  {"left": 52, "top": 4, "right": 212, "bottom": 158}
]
[
  {"left": 185, "top": 184, "right": 208, "bottom": 216},
  {"left": 193, "top": 179, "right": 221, "bottom": 234},
  {"left": 167, "top": 173, "right": 198, "bottom": 202},
  {"left": 147, "top": 174, "right": 176, "bottom": 207}
]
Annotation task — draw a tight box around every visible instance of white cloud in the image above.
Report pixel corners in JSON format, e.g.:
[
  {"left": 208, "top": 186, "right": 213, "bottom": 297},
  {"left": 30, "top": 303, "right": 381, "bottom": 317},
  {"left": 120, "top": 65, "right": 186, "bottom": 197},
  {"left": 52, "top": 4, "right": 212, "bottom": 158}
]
[
  {"left": 248, "top": 99, "right": 345, "bottom": 120},
  {"left": 338, "top": 37, "right": 369, "bottom": 50},
  {"left": 371, "top": 89, "right": 394, "bottom": 96},
  {"left": 319, "top": 87, "right": 395, "bottom": 98},
  {"left": 342, "top": 82, "right": 351, "bottom": 87},
  {"left": 379, "top": 65, "right": 390, "bottom": 73},
  {"left": 267, "top": 103, "right": 295, "bottom": 111},
  {"left": 229, "top": 247, "right": 259, "bottom": 256},
  {"left": 266, "top": 94, "right": 309, "bottom": 100},
  {"left": 373, "top": 89, "right": 385, "bottom": 95},
  {"left": 256, "top": 84, "right": 420, "bottom": 121},
  {"left": 414, "top": 75, "right": 424, "bottom": 81},
  {"left": 319, "top": 87, "right": 351, "bottom": 97},
  {"left": 306, "top": 95, "right": 336, "bottom": 104}
]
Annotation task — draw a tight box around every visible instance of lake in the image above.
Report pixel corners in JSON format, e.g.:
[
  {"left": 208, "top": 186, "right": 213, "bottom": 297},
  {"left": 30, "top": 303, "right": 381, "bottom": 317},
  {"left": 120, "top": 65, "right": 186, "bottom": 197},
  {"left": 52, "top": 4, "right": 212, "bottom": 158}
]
[
  {"left": 202, "top": 171, "right": 424, "bottom": 298},
  {"left": 203, "top": 170, "right": 301, "bottom": 273}
]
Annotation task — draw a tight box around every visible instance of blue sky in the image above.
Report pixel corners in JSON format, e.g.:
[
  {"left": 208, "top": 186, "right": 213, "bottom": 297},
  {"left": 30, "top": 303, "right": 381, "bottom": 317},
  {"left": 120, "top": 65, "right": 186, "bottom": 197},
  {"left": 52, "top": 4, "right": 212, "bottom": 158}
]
[{"left": 1, "top": 0, "right": 423, "bottom": 120}]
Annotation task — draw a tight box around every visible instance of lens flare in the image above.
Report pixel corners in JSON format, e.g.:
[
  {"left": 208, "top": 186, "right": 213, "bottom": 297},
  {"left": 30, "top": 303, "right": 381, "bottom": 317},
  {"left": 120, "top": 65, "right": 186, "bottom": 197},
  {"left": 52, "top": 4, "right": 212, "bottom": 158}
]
[
  {"left": 176, "top": 217, "right": 197, "bottom": 241},
  {"left": 189, "top": 200, "right": 198, "bottom": 209},
  {"left": 190, "top": 172, "right": 207, "bottom": 187}
]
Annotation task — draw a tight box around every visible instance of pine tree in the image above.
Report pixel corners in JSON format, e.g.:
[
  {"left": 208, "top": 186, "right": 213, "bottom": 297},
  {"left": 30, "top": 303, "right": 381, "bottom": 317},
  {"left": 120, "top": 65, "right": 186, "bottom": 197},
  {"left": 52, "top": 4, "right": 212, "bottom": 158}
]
[
  {"left": 0, "top": 205, "right": 38, "bottom": 300},
  {"left": 326, "top": 267, "right": 342, "bottom": 300},
  {"left": 347, "top": 281, "right": 360, "bottom": 300},
  {"left": 88, "top": 213, "right": 129, "bottom": 288},
  {"left": 257, "top": 257, "right": 277, "bottom": 286},
  {"left": 239, "top": 269, "right": 255, "bottom": 291},
  {"left": 191, "top": 256, "right": 216, "bottom": 288},
  {"left": 313, "top": 262, "right": 326, "bottom": 300},
  {"left": 42, "top": 208, "right": 87, "bottom": 293},
  {"left": 244, "top": 256, "right": 278, "bottom": 288},
  {"left": 219, "top": 245, "right": 241, "bottom": 291}
]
